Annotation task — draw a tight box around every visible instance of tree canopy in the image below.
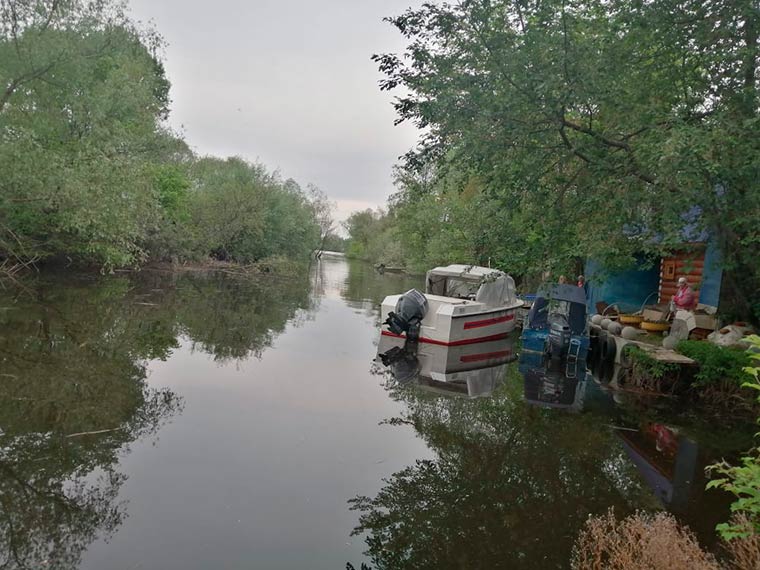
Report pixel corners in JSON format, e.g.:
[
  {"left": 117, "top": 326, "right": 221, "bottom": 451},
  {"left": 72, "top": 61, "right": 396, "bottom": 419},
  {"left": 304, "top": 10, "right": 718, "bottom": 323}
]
[
  {"left": 0, "top": 0, "right": 333, "bottom": 271},
  {"left": 353, "top": 0, "right": 759, "bottom": 319}
]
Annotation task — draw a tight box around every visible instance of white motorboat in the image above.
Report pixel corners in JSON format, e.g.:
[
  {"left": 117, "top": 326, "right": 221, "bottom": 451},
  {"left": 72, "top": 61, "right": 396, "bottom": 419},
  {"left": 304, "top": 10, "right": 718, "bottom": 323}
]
[{"left": 380, "top": 264, "right": 523, "bottom": 346}]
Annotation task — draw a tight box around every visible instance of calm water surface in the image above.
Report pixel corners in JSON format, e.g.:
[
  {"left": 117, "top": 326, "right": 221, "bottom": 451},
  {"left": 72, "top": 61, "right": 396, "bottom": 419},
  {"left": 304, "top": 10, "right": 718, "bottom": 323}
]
[{"left": 0, "top": 255, "right": 751, "bottom": 569}]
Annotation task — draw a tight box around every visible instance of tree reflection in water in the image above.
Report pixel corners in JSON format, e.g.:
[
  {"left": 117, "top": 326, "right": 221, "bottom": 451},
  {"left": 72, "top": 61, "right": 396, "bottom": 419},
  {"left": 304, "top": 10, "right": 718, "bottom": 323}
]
[
  {"left": 0, "top": 269, "right": 313, "bottom": 569},
  {"left": 340, "top": 259, "right": 423, "bottom": 321},
  {"left": 350, "top": 365, "right": 653, "bottom": 570}
]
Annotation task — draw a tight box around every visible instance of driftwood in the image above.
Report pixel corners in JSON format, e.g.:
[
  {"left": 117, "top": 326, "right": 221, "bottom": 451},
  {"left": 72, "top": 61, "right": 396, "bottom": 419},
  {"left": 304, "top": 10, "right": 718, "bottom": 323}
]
[{"left": 65, "top": 427, "right": 123, "bottom": 439}]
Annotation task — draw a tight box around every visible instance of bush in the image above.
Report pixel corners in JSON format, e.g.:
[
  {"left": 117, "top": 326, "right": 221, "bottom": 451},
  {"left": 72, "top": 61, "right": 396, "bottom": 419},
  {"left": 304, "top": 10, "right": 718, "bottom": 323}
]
[
  {"left": 572, "top": 510, "right": 720, "bottom": 570},
  {"left": 677, "top": 341, "right": 753, "bottom": 387},
  {"left": 709, "top": 454, "right": 760, "bottom": 539},
  {"left": 724, "top": 516, "right": 760, "bottom": 570},
  {"left": 573, "top": 510, "right": 760, "bottom": 570},
  {"left": 707, "top": 336, "right": 760, "bottom": 540},
  {"left": 623, "top": 346, "right": 680, "bottom": 393}
]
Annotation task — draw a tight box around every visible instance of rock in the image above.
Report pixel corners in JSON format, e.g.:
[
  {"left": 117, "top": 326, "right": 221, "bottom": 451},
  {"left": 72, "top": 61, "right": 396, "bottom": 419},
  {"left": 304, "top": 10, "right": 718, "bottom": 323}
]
[
  {"left": 708, "top": 324, "right": 755, "bottom": 348},
  {"left": 662, "top": 335, "right": 679, "bottom": 350},
  {"left": 670, "top": 319, "right": 690, "bottom": 341},
  {"left": 608, "top": 322, "right": 623, "bottom": 336},
  {"left": 621, "top": 326, "right": 642, "bottom": 340}
]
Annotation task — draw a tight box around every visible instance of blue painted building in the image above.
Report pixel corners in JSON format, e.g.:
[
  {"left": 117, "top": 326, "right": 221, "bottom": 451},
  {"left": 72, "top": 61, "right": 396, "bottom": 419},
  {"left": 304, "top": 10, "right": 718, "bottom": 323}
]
[{"left": 585, "top": 239, "right": 724, "bottom": 315}]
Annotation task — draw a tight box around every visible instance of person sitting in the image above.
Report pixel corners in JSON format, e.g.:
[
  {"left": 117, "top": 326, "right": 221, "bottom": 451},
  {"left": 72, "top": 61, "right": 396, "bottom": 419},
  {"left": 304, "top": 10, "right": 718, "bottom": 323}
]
[
  {"left": 577, "top": 274, "right": 588, "bottom": 297},
  {"left": 672, "top": 277, "right": 696, "bottom": 310}
]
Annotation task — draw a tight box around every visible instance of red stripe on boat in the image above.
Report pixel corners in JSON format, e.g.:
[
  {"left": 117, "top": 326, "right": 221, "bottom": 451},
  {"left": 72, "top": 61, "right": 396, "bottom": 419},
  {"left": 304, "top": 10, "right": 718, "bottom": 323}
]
[
  {"left": 381, "top": 330, "right": 509, "bottom": 346},
  {"left": 463, "top": 314, "right": 515, "bottom": 330},
  {"left": 459, "top": 350, "right": 512, "bottom": 363}
]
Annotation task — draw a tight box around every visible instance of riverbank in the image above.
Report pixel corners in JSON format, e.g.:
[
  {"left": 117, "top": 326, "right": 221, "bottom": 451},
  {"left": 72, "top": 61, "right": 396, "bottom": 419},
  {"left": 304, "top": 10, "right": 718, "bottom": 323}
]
[
  {"left": 140, "top": 256, "right": 312, "bottom": 278},
  {"left": 0, "top": 255, "right": 318, "bottom": 286}
]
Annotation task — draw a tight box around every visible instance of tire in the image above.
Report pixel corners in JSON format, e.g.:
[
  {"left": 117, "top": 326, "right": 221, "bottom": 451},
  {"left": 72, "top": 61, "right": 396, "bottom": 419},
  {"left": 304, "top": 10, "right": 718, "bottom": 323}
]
[
  {"left": 589, "top": 329, "right": 599, "bottom": 365},
  {"left": 601, "top": 335, "right": 617, "bottom": 382},
  {"left": 591, "top": 331, "right": 606, "bottom": 378}
]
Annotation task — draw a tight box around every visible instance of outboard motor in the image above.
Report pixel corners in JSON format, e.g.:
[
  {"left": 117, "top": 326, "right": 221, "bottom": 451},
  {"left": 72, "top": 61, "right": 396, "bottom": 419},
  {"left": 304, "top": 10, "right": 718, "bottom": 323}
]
[
  {"left": 384, "top": 289, "right": 428, "bottom": 342},
  {"left": 548, "top": 316, "right": 571, "bottom": 359}
]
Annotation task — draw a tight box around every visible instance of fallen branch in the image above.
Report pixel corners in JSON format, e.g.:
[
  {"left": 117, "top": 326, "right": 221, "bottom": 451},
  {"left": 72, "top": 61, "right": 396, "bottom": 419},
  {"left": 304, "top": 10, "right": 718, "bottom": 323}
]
[{"left": 65, "top": 427, "right": 123, "bottom": 438}]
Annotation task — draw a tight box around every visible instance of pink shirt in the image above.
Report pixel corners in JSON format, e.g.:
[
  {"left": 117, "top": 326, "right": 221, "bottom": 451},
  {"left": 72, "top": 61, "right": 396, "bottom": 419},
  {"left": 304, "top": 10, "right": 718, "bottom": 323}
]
[{"left": 673, "top": 285, "right": 695, "bottom": 310}]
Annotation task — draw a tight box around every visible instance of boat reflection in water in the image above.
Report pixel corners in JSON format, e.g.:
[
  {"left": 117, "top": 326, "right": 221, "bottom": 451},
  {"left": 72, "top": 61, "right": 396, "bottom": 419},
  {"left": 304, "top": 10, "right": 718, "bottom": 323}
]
[
  {"left": 518, "top": 350, "right": 588, "bottom": 411},
  {"left": 376, "top": 335, "right": 517, "bottom": 398}
]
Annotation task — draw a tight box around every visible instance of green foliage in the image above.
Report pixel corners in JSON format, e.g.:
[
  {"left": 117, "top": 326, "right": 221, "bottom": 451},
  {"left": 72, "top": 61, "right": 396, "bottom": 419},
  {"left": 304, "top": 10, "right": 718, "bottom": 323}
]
[
  {"left": 745, "top": 335, "right": 760, "bottom": 381},
  {"left": 368, "top": 0, "right": 760, "bottom": 319},
  {"left": 677, "top": 340, "right": 753, "bottom": 387},
  {"left": 0, "top": 1, "right": 328, "bottom": 271},
  {"left": 176, "top": 157, "right": 320, "bottom": 264},
  {"left": 321, "top": 233, "right": 347, "bottom": 253},
  {"left": 0, "top": 2, "right": 178, "bottom": 267},
  {"left": 627, "top": 346, "right": 680, "bottom": 381},
  {"left": 153, "top": 164, "right": 191, "bottom": 223},
  {"left": 343, "top": 209, "right": 403, "bottom": 265},
  {"left": 708, "top": 336, "right": 760, "bottom": 539},
  {"left": 708, "top": 453, "right": 760, "bottom": 539}
]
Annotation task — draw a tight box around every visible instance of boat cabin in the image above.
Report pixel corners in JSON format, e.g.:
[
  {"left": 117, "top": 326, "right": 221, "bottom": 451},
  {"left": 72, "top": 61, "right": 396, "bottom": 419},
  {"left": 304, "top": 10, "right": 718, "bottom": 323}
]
[
  {"left": 525, "top": 284, "right": 588, "bottom": 335},
  {"left": 521, "top": 284, "right": 590, "bottom": 359},
  {"left": 425, "top": 265, "right": 518, "bottom": 308},
  {"left": 381, "top": 264, "right": 522, "bottom": 346}
]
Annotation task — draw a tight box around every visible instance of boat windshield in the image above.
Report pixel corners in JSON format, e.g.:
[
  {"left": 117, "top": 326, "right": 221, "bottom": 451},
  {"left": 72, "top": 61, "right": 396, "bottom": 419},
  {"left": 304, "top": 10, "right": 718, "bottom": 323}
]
[
  {"left": 427, "top": 275, "right": 479, "bottom": 299},
  {"left": 527, "top": 297, "right": 586, "bottom": 335},
  {"left": 426, "top": 267, "right": 517, "bottom": 306},
  {"left": 446, "top": 278, "right": 480, "bottom": 299}
]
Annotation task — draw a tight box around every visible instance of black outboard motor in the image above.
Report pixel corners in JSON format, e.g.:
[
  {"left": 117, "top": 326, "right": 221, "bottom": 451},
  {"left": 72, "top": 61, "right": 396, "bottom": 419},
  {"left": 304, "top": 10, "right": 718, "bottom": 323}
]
[{"left": 384, "top": 289, "right": 428, "bottom": 342}]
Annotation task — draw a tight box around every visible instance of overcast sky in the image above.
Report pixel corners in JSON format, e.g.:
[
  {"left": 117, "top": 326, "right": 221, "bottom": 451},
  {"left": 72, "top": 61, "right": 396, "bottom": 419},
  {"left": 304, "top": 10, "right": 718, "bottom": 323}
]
[{"left": 127, "top": 0, "right": 421, "bottom": 224}]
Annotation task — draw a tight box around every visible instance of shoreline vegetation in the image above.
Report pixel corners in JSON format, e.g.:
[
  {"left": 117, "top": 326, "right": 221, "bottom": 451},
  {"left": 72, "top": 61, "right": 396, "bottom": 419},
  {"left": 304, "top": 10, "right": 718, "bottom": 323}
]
[
  {"left": 138, "top": 256, "right": 314, "bottom": 279},
  {"left": 0, "top": 1, "right": 336, "bottom": 282},
  {"left": 340, "top": 0, "right": 760, "bottom": 562},
  {"left": 342, "top": 0, "right": 759, "bottom": 326}
]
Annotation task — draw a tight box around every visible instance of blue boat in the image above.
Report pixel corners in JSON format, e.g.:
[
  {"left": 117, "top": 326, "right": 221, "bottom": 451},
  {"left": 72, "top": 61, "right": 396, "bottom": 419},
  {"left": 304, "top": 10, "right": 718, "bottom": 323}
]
[{"left": 520, "top": 284, "right": 590, "bottom": 360}]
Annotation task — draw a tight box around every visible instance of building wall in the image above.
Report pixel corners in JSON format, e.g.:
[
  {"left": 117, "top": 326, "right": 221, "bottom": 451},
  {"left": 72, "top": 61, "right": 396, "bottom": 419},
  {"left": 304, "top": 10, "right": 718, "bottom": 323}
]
[
  {"left": 657, "top": 242, "right": 723, "bottom": 307},
  {"left": 658, "top": 246, "right": 706, "bottom": 304},
  {"left": 585, "top": 258, "right": 661, "bottom": 315},
  {"left": 586, "top": 241, "right": 723, "bottom": 315},
  {"left": 699, "top": 240, "right": 723, "bottom": 307}
]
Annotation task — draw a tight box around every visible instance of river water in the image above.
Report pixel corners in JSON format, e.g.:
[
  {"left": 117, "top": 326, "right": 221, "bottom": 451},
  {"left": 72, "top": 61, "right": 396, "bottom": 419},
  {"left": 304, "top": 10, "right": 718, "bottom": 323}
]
[{"left": 0, "top": 255, "right": 751, "bottom": 569}]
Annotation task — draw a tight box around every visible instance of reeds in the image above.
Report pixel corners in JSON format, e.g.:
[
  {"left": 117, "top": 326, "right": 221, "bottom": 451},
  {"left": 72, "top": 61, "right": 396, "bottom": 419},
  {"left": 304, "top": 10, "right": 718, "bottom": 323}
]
[{"left": 573, "top": 510, "right": 760, "bottom": 570}]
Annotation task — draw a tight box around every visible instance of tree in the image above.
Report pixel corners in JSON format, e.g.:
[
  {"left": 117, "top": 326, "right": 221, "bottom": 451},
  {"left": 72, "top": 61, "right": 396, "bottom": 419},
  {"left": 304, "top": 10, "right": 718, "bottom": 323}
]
[
  {"left": 1, "top": 1, "right": 328, "bottom": 273},
  {"left": 374, "top": 0, "right": 760, "bottom": 319},
  {"left": 307, "top": 183, "right": 336, "bottom": 257},
  {"left": 182, "top": 157, "right": 320, "bottom": 264},
  {"left": 0, "top": 0, "right": 175, "bottom": 268}
]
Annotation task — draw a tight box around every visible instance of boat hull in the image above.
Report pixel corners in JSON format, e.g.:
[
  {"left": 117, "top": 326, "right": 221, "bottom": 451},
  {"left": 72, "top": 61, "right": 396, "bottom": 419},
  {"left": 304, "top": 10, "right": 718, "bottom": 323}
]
[
  {"left": 381, "top": 294, "right": 520, "bottom": 346},
  {"left": 520, "top": 328, "right": 590, "bottom": 361}
]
